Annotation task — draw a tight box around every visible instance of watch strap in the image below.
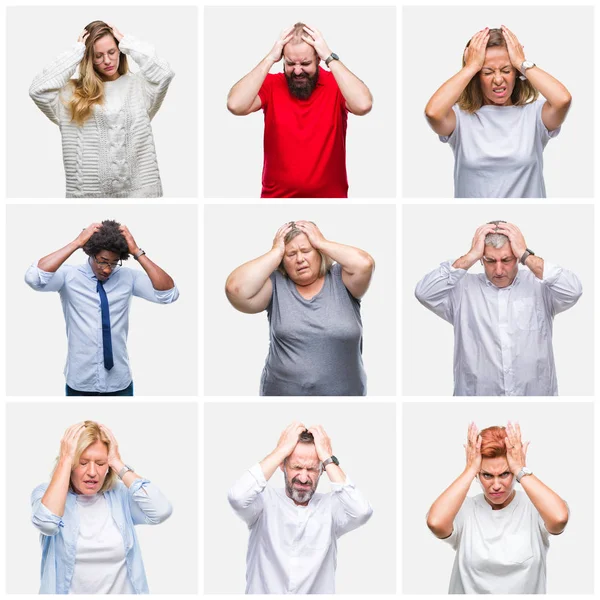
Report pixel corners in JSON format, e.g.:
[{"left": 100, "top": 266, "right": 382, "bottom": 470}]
[
  {"left": 325, "top": 53, "right": 339, "bottom": 66},
  {"left": 133, "top": 249, "right": 146, "bottom": 261},
  {"left": 520, "top": 248, "right": 535, "bottom": 265},
  {"left": 516, "top": 467, "right": 533, "bottom": 483},
  {"left": 118, "top": 464, "right": 134, "bottom": 479},
  {"left": 322, "top": 455, "right": 339, "bottom": 469}
]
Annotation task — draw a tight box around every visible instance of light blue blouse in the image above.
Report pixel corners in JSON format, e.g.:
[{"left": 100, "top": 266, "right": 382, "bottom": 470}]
[{"left": 31, "top": 479, "right": 172, "bottom": 594}]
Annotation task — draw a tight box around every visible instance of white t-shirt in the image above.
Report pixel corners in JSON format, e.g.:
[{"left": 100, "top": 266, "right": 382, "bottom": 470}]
[
  {"left": 443, "top": 491, "right": 554, "bottom": 594},
  {"left": 69, "top": 494, "right": 134, "bottom": 594},
  {"left": 440, "top": 99, "right": 560, "bottom": 198}
]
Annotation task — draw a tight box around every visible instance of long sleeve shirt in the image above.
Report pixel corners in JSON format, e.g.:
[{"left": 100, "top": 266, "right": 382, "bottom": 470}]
[
  {"left": 415, "top": 260, "right": 582, "bottom": 396},
  {"left": 31, "top": 479, "right": 172, "bottom": 594},
  {"left": 228, "top": 463, "right": 373, "bottom": 594},
  {"left": 29, "top": 35, "right": 174, "bottom": 198},
  {"left": 25, "top": 259, "right": 179, "bottom": 393}
]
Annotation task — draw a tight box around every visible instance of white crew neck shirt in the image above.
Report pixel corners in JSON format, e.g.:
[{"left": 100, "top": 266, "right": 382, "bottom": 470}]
[
  {"left": 440, "top": 99, "right": 560, "bottom": 198},
  {"left": 69, "top": 493, "right": 134, "bottom": 594},
  {"left": 443, "top": 491, "right": 555, "bottom": 594}
]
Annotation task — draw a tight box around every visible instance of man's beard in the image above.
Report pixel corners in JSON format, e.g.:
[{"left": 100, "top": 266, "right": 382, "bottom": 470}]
[
  {"left": 284, "top": 472, "right": 317, "bottom": 503},
  {"left": 285, "top": 68, "right": 319, "bottom": 100}
]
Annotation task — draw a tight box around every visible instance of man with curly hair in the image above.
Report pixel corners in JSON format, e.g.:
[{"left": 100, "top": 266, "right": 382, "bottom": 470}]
[{"left": 25, "top": 220, "right": 179, "bottom": 395}]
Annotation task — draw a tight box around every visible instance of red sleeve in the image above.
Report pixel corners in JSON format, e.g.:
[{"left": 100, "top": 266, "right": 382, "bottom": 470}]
[{"left": 258, "top": 73, "right": 274, "bottom": 111}]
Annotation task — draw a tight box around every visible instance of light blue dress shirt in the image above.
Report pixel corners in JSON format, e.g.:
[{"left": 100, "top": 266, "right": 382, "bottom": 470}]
[
  {"left": 25, "top": 259, "right": 179, "bottom": 392},
  {"left": 31, "top": 479, "right": 172, "bottom": 594}
]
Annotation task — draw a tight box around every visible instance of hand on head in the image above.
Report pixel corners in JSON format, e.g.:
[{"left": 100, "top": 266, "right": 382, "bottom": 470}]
[
  {"left": 307, "top": 424, "right": 333, "bottom": 462},
  {"left": 300, "top": 25, "right": 332, "bottom": 62},
  {"left": 504, "top": 421, "right": 529, "bottom": 475},
  {"left": 294, "top": 220, "right": 326, "bottom": 250},
  {"left": 490, "top": 222, "right": 527, "bottom": 260},
  {"left": 275, "top": 421, "right": 307, "bottom": 459},
  {"left": 467, "top": 223, "right": 499, "bottom": 261},
  {"left": 464, "top": 421, "right": 482, "bottom": 477},
  {"left": 118, "top": 224, "right": 140, "bottom": 255},
  {"left": 500, "top": 26, "right": 525, "bottom": 71},
  {"left": 59, "top": 422, "right": 87, "bottom": 464},
  {"left": 464, "top": 28, "right": 490, "bottom": 72},
  {"left": 98, "top": 423, "right": 122, "bottom": 467},
  {"left": 272, "top": 222, "right": 294, "bottom": 255},
  {"left": 78, "top": 29, "right": 90, "bottom": 44},
  {"left": 268, "top": 26, "right": 295, "bottom": 63}
]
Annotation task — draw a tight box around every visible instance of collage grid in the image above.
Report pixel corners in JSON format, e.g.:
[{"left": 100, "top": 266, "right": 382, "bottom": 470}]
[{"left": 0, "top": 0, "right": 598, "bottom": 598}]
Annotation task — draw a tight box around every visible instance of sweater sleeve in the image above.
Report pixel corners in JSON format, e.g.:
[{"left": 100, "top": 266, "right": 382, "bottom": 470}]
[
  {"left": 29, "top": 42, "right": 85, "bottom": 125},
  {"left": 118, "top": 35, "right": 175, "bottom": 120}
]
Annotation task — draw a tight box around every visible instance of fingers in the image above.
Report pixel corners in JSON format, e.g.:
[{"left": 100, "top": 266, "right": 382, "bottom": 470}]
[{"left": 301, "top": 35, "right": 316, "bottom": 47}]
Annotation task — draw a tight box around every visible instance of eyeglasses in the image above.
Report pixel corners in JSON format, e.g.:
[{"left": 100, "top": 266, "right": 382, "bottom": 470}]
[
  {"left": 92, "top": 256, "right": 122, "bottom": 270},
  {"left": 92, "top": 49, "right": 118, "bottom": 64}
]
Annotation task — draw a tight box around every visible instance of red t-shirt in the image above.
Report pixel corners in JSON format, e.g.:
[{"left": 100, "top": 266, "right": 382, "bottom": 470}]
[{"left": 258, "top": 67, "right": 349, "bottom": 198}]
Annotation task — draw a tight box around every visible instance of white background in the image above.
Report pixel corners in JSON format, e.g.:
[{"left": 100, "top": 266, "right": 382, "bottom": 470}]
[
  {"left": 204, "top": 401, "right": 396, "bottom": 594},
  {"left": 402, "top": 5, "right": 594, "bottom": 198},
  {"left": 6, "top": 204, "right": 198, "bottom": 396},
  {"left": 204, "top": 5, "right": 396, "bottom": 198},
  {"left": 402, "top": 402, "right": 594, "bottom": 594},
  {"left": 403, "top": 203, "right": 594, "bottom": 396},
  {"left": 6, "top": 5, "right": 198, "bottom": 198},
  {"left": 6, "top": 401, "right": 198, "bottom": 594},
  {"left": 204, "top": 203, "right": 396, "bottom": 396}
]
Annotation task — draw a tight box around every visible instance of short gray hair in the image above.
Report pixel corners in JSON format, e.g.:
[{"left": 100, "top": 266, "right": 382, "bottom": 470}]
[{"left": 484, "top": 220, "right": 509, "bottom": 249}]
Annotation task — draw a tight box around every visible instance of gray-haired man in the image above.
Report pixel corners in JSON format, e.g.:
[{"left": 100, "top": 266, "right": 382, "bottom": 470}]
[{"left": 415, "top": 221, "right": 582, "bottom": 396}]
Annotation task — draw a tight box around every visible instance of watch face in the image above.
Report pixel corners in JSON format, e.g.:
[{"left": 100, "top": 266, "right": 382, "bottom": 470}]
[
  {"left": 331, "top": 455, "right": 339, "bottom": 465},
  {"left": 523, "top": 61, "right": 534, "bottom": 69}
]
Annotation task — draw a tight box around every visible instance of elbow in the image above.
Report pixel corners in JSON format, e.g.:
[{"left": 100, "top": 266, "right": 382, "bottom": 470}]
[
  {"left": 227, "top": 488, "right": 244, "bottom": 512},
  {"left": 150, "top": 500, "right": 173, "bottom": 525},
  {"left": 426, "top": 514, "right": 452, "bottom": 539},
  {"left": 357, "top": 503, "right": 374, "bottom": 526},
  {"left": 557, "top": 91, "right": 572, "bottom": 111},
  {"left": 31, "top": 514, "right": 60, "bottom": 537},
  {"left": 351, "top": 97, "right": 373, "bottom": 116},
  {"left": 225, "top": 274, "right": 243, "bottom": 301},
  {"left": 547, "top": 509, "right": 569, "bottom": 535},
  {"left": 226, "top": 94, "right": 247, "bottom": 116},
  {"left": 414, "top": 282, "right": 426, "bottom": 304},
  {"left": 358, "top": 252, "right": 375, "bottom": 276}
]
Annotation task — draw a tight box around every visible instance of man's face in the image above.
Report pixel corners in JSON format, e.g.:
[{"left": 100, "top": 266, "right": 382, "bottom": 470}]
[
  {"left": 282, "top": 442, "right": 322, "bottom": 505},
  {"left": 478, "top": 456, "right": 516, "bottom": 509},
  {"left": 283, "top": 42, "right": 319, "bottom": 100},
  {"left": 90, "top": 249, "right": 121, "bottom": 281},
  {"left": 482, "top": 244, "right": 519, "bottom": 288}
]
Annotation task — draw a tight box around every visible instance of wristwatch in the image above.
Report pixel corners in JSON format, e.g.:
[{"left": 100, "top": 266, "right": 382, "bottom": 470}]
[
  {"left": 118, "top": 464, "right": 134, "bottom": 479},
  {"left": 519, "top": 248, "right": 535, "bottom": 265},
  {"left": 133, "top": 249, "right": 146, "bottom": 261},
  {"left": 325, "top": 53, "right": 339, "bottom": 67},
  {"left": 516, "top": 466, "right": 533, "bottom": 483},
  {"left": 322, "top": 455, "right": 339, "bottom": 468},
  {"left": 519, "top": 60, "right": 536, "bottom": 80}
]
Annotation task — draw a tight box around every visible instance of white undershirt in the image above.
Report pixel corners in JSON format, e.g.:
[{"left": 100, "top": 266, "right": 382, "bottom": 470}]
[{"left": 69, "top": 493, "right": 134, "bottom": 594}]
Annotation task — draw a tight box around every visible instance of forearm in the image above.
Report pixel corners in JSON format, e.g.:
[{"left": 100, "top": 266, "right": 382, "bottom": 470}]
[
  {"left": 524, "top": 254, "right": 544, "bottom": 279},
  {"left": 136, "top": 254, "right": 175, "bottom": 291},
  {"left": 520, "top": 475, "right": 569, "bottom": 534},
  {"left": 525, "top": 66, "right": 571, "bottom": 108},
  {"left": 452, "top": 252, "right": 478, "bottom": 271},
  {"left": 41, "top": 459, "right": 72, "bottom": 517},
  {"left": 318, "top": 240, "right": 373, "bottom": 276},
  {"left": 427, "top": 469, "right": 474, "bottom": 538},
  {"left": 38, "top": 240, "right": 80, "bottom": 273},
  {"left": 259, "top": 447, "right": 288, "bottom": 481},
  {"left": 227, "top": 57, "right": 272, "bottom": 115},
  {"left": 324, "top": 462, "right": 346, "bottom": 484},
  {"left": 425, "top": 66, "right": 478, "bottom": 122},
  {"left": 328, "top": 60, "right": 372, "bottom": 115},
  {"left": 226, "top": 248, "right": 281, "bottom": 300}
]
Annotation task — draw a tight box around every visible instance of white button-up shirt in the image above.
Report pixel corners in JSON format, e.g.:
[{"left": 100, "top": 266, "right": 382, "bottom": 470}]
[
  {"left": 228, "top": 463, "right": 373, "bottom": 594},
  {"left": 25, "top": 259, "right": 179, "bottom": 392},
  {"left": 415, "top": 260, "right": 582, "bottom": 396}
]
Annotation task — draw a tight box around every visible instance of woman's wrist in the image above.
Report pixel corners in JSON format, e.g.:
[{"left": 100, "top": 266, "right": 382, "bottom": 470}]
[{"left": 110, "top": 458, "right": 125, "bottom": 472}]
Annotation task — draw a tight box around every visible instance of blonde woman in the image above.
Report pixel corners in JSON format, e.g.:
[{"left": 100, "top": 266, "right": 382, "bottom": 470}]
[
  {"left": 425, "top": 26, "right": 571, "bottom": 198},
  {"left": 29, "top": 21, "right": 174, "bottom": 198},
  {"left": 31, "top": 421, "right": 172, "bottom": 593}
]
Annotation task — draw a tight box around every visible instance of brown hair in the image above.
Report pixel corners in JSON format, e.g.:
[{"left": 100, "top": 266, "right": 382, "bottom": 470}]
[
  {"left": 458, "top": 28, "right": 538, "bottom": 113},
  {"left": 68, "top": 21, "right": 128, "bottom": 125}
]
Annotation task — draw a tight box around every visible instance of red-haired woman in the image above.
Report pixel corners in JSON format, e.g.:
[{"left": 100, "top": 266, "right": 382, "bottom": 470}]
[{"left": 426, "top": 422, "right": 568, "bottom": 594}]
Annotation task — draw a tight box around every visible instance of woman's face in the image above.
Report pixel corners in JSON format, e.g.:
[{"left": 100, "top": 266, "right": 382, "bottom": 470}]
[
  {"left": 478, "top": 46, "right": 517, "bottom": 106},
  {"left": 70, "top": 440, "right": 110, "bottom": 495},
  {"left": 282, "top": 233, "right": 322, "bottom": 286},
  {"left": 92, "top": 34, "right": 120, "bottom": 81},
  {"left": 478, "top": 456, "right": 516, "bottom": 508}
]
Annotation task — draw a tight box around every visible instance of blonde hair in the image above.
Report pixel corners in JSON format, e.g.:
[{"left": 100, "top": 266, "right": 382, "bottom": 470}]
[
  {"left": 278, "top": 222, "right": 333, "bottom": 278},
  {"left": 458, "top": 28, "right": 538, "bottom": 114},
  {"left": 54, "top": 420, "right": 118, "bottom": 493},
  {"left": 68, "top": 21, "right": 128, "bottom": 125}
]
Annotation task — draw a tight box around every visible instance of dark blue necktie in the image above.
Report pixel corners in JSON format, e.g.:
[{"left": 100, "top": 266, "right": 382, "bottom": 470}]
[{"left": 97, "top": 280, "right": 114, "bottom": 370}]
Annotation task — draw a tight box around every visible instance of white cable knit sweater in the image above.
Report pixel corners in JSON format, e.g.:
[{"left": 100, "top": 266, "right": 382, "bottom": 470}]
[{"left": 29, "top": 36, "right": 174, "bottom": 198}]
